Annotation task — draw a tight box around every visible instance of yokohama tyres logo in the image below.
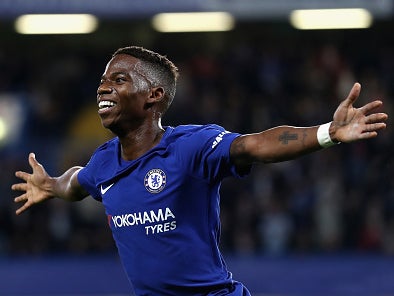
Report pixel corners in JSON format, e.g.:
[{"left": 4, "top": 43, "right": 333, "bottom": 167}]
[{"left": 107, "top": 207, "right": 177, "bottom": 235}]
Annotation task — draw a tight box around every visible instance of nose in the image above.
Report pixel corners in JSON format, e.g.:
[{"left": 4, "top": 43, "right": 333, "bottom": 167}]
[{"left": 97, "top": 82, "right": 113, "bottom": 95}]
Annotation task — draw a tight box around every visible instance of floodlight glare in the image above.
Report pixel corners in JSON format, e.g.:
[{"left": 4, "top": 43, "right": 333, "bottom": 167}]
[
  {"left": 290, "top": 8, "right": 373, "bottom": 30},
  {"left": 152, "top": 12, "right": 235, "bottom": 32},
  {"left": 15, "top": 14, "right": 98, "bottom": 34},
  {"left": 0, "top": 117, "right": 7, "bottom": 142}
]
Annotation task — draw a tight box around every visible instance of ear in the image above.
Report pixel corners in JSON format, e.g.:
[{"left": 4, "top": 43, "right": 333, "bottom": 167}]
[{"left": 146, "top": 87, "right": 165, "bottom": 104}]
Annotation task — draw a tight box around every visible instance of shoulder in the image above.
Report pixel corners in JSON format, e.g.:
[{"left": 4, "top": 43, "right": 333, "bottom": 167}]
[
  {"left": 85, "top": 137, "right": 119, "bottom": 166},
  {"left": 164, "top": 124, "right": 229, "bottom": 145},
  {"left": 87, "top": 137, "right": 119, "bottom": 159},
  {"left": 95, "top": 137, "right": 118, "bottom": 152},
  {"left": 79, "top": 137, "right": 119, "bottom": 186},
  {"left": 169, "top": 124, "right": 228, "bottom": 138},
  {"left": 165, "top": 124, "right": 240, "bottom": 152}
]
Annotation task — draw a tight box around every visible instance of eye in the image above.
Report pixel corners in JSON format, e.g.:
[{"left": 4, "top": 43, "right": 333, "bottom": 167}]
[{"left": 115, "top": 76, "right": 127, "bottom": 84}]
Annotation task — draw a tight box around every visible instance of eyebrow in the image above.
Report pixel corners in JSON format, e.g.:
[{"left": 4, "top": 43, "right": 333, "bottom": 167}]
[
  {"left": 101, "top": 67, "right": 153, "bottom": 88},
  {"left": 101, "top": 71, "right": 131, "bottom": 80}
]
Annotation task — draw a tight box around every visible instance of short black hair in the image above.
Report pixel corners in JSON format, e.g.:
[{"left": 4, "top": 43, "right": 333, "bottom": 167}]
[{"left": 113, "top": 46, "right": 179, "bottom": 111}]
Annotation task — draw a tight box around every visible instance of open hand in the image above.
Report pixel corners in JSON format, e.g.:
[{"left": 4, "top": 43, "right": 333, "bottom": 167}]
[
  {"left": 331, "top": 83, "right": 388, "bottom": 143},
  {"left": 12, "top": 153, "right": 54, "bottom": 215}
]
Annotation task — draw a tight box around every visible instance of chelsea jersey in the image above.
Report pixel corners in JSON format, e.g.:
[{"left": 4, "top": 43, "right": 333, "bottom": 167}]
[{"left": 77, "top": 124, "right": 251, "bottom": 295}]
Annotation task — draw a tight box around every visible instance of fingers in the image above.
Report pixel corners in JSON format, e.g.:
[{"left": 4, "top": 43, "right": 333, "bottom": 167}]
[
  {"left": 13, "top": 152, "right": 41, "bottom": 216},
  {"left": 360, "top": 100, "right": 384, "bottom": 115},
  {"left": 364, "top": 122, "right": 387, "bottom": 133},
  {"left": 13, "top": 192, "right": 30, "bottom": 215},
  {"left": 11, "top": 182, "right": 28, "bottom": 192},
  {"left": 365, "top": 112, "right": 388, "bottom": 125},
  {"left": 14, "top": 153, "right": 38, "bottom": 181},
  {"left": 358, "top": 131, "right": 378, "bottom": 140},
  {"left": 356, "top": 115, "right": 387, "bottom": 141},
  {"left": 361, "top": 102, "right": 388, "bottom": 129},
  {"left": 14, "top": 193, "right": 27, "bottom": 203},
  {"left": 372, "top": 122, "right": 387, "bottom": 131},
  {"left": 14, "top": 171, "right": 31, "bottom": 182},
  {"left": 28, "top": 152, "right": 40, "bottom": 170},
  {"left": 15, "top": 202, "right": 31, "bottom": 215},
  {"left": 342, "top": 82, "right": 361, "bottom": 108}
]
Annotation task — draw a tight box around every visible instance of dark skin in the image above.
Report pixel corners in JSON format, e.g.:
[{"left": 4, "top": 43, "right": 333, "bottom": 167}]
[
  {"left": 12, "top": 54, "right": 388, "bottom": 215},
  {"left": 97, "top": 54, "right": 165, "bottom": 160},
  {"left": 231, "top": 82, "right": 387, "bottom": 169}
]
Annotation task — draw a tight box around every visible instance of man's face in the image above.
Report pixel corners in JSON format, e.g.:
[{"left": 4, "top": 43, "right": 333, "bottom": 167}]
[{"left": 97, "top": 54, "right": 151, "bottom": 133}]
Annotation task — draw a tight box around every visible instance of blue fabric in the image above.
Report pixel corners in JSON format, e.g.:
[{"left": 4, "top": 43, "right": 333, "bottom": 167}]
[{"left": 78, "top": 124, "right": 249, "bottom": 295}]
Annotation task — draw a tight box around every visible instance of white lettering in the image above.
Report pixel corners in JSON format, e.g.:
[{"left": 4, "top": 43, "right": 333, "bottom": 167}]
[
  {"left": 157, "top": 224, "right": 163, "bottom": 233},
  {"left": 111, "top": 207, "right": 177, "bottom": 235},
  {"left": 165, "top": 207, "right": 175, "bottom": 220},
  {"left": 134, "top": 212, "right": 142, "bottom": 225},
  {"left": 150, "top": 208, "right": 164, "bottom": 222},
  {"left": 143, "top": 211, "right": 152, "bottom": 224},
  {"left": 211, "top": 131, "right": 230, "bottom": 148},
  {"left": 145, "top": 221, "right": 177, "bottom": 235}
]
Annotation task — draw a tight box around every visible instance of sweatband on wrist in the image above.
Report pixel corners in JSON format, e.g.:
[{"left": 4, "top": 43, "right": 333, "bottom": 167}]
[{"left": 317, "top": 122, "right": 339, "bottom": 148}]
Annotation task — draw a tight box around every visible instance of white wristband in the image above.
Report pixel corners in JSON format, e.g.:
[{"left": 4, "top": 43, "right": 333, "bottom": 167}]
[{"left": 317, "top": 122, "right": 339, "bottom": 148}]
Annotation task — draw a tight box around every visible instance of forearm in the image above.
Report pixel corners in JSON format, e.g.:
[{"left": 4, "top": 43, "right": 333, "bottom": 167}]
[
  {"left": 232, "top": 125, "right": 324, "bottom": 164},
  {"left": 51, "top": 166, "right": 88, "bottom": 202}
]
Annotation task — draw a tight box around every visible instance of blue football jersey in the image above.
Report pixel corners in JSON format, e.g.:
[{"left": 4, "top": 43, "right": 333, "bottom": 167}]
[{"left": 78, "top": 124, "right": 251, "bottom": 295}]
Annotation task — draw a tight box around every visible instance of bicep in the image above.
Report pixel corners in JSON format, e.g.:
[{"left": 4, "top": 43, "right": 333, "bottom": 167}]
[
  {"left": 68, "top": 167, "right": 89, "bottom": 201},
  {"left": 230, "top": 135, "right": 256, "bottom": 174}
]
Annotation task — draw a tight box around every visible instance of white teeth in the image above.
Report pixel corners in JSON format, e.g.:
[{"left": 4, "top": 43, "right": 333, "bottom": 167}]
[{"left": 98, "top": 100, "right": 116, "bottom": 109}]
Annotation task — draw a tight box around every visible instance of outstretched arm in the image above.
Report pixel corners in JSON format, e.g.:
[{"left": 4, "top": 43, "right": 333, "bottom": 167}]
[
  {"left": 231, "top": 83, "right": 388, "bottom": 168},
  {"left": 12, "top": 153, "right": 89, "bottom": 215}
]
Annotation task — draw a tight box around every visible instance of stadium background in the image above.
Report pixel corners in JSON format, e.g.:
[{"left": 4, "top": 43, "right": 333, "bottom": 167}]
[{"left": 0, "top": 1, "right": 394, "bottom": 295}]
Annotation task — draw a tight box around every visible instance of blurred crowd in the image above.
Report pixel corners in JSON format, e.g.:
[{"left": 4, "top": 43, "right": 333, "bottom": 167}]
[{"left": 0, "top": 22, "right": 393, "bottom": 257}]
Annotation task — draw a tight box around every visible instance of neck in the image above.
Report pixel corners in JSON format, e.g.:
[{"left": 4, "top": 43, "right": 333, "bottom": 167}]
[{"left": 119, "top": 119, "right": 164, "bottom": 161}]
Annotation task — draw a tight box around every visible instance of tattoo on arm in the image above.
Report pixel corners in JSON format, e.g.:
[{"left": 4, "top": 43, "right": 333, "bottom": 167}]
[{"left": 278, "top": 131, "right": 298, "bottom": 145}]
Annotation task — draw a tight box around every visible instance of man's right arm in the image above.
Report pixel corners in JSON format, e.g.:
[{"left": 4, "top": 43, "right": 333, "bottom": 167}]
[
  {"left": 12, "top": 153, "right": 89, "bottom": 215},
  {"left": 52, "top": 166, "right": 88, "bottom": 202}
]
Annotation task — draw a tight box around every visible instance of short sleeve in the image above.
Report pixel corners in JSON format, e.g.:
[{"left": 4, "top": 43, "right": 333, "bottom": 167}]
[
  {"left": 77, "top": 154, "right": 102, "bottom": 201},
  {"left": 175, "top": 124, "right": 246, "bottom": 182}
]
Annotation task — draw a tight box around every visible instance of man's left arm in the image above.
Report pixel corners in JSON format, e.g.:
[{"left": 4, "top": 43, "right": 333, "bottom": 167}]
[{"left": 230, "top": 83, "right": 388, "bottom": 168}]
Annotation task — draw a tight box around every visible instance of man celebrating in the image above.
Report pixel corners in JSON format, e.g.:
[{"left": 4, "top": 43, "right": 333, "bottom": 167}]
[{"left": 12, "top": 46, "right": 388, "bottom": 295}]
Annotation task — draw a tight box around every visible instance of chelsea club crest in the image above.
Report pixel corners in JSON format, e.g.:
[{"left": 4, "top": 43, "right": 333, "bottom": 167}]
[{"left": 144, "top": 169, "right": 167, "bottom": 193}]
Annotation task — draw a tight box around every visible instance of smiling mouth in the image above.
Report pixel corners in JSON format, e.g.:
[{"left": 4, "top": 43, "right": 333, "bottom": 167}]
[{"left": 98, "top": 100, "right": 117, "bottom": 111}]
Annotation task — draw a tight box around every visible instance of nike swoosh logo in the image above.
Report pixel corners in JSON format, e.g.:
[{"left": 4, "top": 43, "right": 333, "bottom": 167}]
[{"left": 100, "top": 183, "right": 114, "bottom": 195}]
